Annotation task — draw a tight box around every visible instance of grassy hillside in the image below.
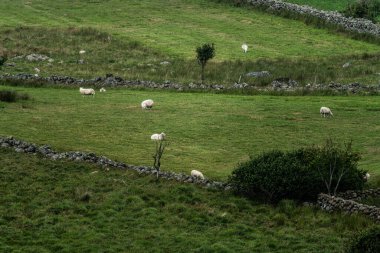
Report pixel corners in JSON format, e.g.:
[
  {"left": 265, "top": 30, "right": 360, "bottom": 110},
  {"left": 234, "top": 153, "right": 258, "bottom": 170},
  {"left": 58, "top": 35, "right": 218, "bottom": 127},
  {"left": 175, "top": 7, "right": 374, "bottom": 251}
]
[
  {"left": 0, "top": 147, "right": 376, "bottom": 252},
  {"left": 0, "top": 0, "right": 378, "bottom": 60},
  {"left": 1, "top": 26, "right": 380, "bottom": 86},
  {"left": 1, "top": 0, "right": 379, "bottom": 85},
  {"left": 1, "top": 85, "right": 379, "bottom": 182}
]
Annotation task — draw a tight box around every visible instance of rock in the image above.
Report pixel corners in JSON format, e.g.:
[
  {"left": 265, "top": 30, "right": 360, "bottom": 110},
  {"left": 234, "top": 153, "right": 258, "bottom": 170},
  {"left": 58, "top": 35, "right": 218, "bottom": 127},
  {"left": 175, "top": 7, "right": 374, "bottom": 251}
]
[
  {"left": 342, "top": 62, "right": 351, "bottom": 68},
  {"left": 160, "top": 61, "right": 170, "bottom": 65},
  {"left": 26, "top": 54, "right": 52, "bottom": 62},
  {"left": 246, "top": 71, "right": 271, "bottom": 77}
]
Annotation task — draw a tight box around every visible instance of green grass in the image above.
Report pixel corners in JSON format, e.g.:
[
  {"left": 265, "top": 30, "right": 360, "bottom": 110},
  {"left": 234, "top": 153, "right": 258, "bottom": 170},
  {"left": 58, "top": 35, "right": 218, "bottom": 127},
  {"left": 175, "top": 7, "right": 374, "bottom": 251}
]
[
  {"left": 1, "top": 85, "right": 379, "bottom": 183},
  {"left": 0, "top": 147, "right": 376, "bottom": 252},
  {"left": 0, "top": 0, "right": 378, "bottom": 61},
  {"left": 1, "top": 26, "right": 380, "bottom": 86}
]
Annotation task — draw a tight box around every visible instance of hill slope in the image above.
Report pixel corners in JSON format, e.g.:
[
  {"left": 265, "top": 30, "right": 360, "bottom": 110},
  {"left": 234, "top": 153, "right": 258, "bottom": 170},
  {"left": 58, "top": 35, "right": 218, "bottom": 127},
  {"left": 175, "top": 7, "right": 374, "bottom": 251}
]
[
  {"left": 0, "top": 0, "right": 378, "bottom": 60},
  {"left": 0, "top": 147, "right": 375, "bottom": 252}
]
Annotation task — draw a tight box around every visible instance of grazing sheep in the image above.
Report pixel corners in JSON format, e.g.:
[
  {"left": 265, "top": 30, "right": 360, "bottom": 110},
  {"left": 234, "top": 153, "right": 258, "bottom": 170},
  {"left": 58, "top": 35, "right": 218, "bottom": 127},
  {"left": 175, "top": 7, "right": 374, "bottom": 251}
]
[
  {"left": 191, "top": 170, "right": 205, "bottom": 180},
  {"left": 99, "top": 87, "right": 106, "bottom": 92},
  {"left": 141, "top": 99, "right": 154, "bottom": 109},
  {"left": 151, "top": 132, "right": 166, "bottom": 141},
  {"left": 320, "top": 107, "right": 333, "bottom": 117},
  {"left": 364, "top": 173, "right": 370, "bottom": 181},
  {"left": 79, "top": 87, "right": 95, "bottom": 96},
  {"left": 241, "top": 43, "right": 248, "bottom": 53},
  {"left": 79, "top": 50, "right": 86, "bottom": 54}
]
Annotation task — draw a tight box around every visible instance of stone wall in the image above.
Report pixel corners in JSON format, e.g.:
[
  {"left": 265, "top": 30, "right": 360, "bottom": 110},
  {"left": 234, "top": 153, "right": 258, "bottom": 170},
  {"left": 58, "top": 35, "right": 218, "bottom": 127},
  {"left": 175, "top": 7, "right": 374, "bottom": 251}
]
[
  {"left": 318, "top": 193, "right": 380, "bottom": 222},
  {"left": 337, "top": 189, "right": 380, "bottom": 200},
  {"left": 1, "top": 73, "right": 379, "bottom": 94},
  {"left": 0, "top": 136, "right": 230, "bottom": 191},
  {"left": 246, "top": 0, "right": 380, "bottom": 37}
]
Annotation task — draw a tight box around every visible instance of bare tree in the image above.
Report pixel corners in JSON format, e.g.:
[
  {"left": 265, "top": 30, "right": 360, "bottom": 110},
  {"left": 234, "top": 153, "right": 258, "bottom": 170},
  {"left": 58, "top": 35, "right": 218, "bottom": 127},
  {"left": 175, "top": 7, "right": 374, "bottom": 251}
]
[
  {"left": 317, "top": 139, "right": 357, "bottom": 196},
  {"left": 152, "top": 139, "right": 167, "bottom": 179}
]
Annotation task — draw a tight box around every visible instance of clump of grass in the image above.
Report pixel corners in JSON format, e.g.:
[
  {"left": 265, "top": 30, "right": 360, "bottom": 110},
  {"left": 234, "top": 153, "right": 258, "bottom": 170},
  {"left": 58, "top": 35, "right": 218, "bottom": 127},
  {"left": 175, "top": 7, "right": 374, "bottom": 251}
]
[{"left": 0, "top": 90, "right": 30, "bottom": 102}]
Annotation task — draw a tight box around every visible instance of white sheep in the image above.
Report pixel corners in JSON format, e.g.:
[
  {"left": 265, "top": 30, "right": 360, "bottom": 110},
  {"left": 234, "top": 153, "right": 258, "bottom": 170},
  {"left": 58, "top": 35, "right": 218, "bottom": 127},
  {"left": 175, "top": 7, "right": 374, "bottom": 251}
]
[
  {"left": 79, "top": 50, "right": 86, "bottom": 54},
  {"left": 99, "top": 87, "right": 106, "bottom": 92},
  {"left": 241, "top": 43, "right": 248, "bottom": 53},
  {"left": 191, "top": 170, "right": 205, "bottom": 180},
  {"left": 141, "top": 99, "right": 154, "bottom": 109},
  {"left": 364, "top": 173, "right": 370, "bottom": 181},
  {"left": 79, "top": 87, "right": 95, "bottom": 96},
  {"left": 151, "top": 132, "right": 165, "bottom": 141},
  {"left": 320, "top": 106, "right": 333, "bottom": 117}
]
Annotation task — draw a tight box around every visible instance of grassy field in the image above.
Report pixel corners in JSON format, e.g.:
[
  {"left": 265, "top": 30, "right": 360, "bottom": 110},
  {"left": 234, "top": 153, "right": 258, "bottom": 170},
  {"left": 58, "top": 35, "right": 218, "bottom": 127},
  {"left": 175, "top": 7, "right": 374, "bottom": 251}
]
[
  {"left": 1, "top": 26, "right": 380, "bottom": 86},
  {"left": 1, "top": 1, "right": 380, "bottom": 85},
  {"left": 0, "top": 147, "right": 376, "bottom": 252},
  {"left": 1, "top": 85, "right": 379, "bottom": 183},
  {"left": 1, "top": 0, "right": 378, "bottom": 60}
]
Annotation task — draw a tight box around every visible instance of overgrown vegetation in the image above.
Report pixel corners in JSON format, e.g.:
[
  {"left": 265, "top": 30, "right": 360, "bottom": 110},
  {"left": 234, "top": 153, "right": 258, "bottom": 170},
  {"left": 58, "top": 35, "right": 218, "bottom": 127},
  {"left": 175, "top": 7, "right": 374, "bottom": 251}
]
[
  {"left": 0, "top": 147, "right": 377, "bottom": 252},
  {"left": 345, "top": 226, "right": 380, "bottom": 253},
  {"left": 343, "top": 0, "right": 380, "bottom": 22},
  {"left": 229, "top": 139, "right": 366, "bottom": 203}
]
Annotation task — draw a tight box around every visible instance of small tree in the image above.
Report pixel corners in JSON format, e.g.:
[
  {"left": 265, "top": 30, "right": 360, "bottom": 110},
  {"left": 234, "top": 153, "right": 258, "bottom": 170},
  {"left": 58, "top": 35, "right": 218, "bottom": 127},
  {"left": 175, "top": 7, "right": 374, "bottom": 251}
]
[
  {"left": 196, "top": 43, "right": 215, "bottom": 83},
  {"left": 316, "top": 138, "right": 361, "bottom": 196},
  {"left": 152, "top": 139, "right": 167, "bottom": 179}
]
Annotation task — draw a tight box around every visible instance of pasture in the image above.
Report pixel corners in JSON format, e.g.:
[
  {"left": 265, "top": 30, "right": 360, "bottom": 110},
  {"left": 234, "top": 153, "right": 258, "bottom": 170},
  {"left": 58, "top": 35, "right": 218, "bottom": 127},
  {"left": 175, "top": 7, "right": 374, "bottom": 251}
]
[
  {"left": 1, "top": 0, "right": 380, "bottom": 251},
  {"left": 1, "top": 85, "right": 379, "bottom": 182},
  {"left": 0, "top": 147, "right": 376, "bottom": 253},
  {"left": 1, "top": 0, "right": 380, "bottom": 85}
]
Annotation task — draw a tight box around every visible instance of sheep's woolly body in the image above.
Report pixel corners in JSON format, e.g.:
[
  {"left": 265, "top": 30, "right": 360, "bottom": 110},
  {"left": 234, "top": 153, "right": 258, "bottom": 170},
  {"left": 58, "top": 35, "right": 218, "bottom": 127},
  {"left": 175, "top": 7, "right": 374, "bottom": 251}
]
[
  {"left": 320, "top": 106, "right": 333, "bottom": 117},
  {"left": 79, "top": 87, "right": 95, "bottom": 96},
  {"left": 242, "top": 43, "right": 248, "bottom": 53},
  {"left": 191, "top": 170, "right": 204, "bottom": 180},
  {"left": 151, "top": 132, "right": 165, "bottom": 141},
  {"left": 99, "top": 88, "right": 106, "bottom": 92},
  {"left": 141, "top": 99, "right": 154, "bottom": 109}
]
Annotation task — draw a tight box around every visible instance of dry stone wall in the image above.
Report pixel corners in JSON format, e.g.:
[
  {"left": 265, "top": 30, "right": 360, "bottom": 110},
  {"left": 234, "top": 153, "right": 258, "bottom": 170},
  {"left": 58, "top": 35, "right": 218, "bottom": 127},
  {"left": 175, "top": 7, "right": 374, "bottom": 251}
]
[
  {"left": 1, "top": 73, "right": 379, "bottom": 94},
  {"left": 246, "top": 0, "right": 380, "bottom": 37},
  {"left": 318, "top": 193, "right": 380, "bottom": 222},
  {"left": 0, "top": 136, "right": 230, "bottom": 191}
]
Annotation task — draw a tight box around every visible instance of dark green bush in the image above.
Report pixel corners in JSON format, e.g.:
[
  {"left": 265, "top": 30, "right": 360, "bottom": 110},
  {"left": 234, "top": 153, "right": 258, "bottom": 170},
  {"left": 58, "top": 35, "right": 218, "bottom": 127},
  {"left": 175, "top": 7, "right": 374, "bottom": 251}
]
[
  {"left": 0, "top": 90, "right": 30, "bottom": 102},
  {"left": 229, "top": 140, "right": 366, "bottom": 203},
  {"left": 346, "top": 226, "right": 380, "bottom": 253},
  {"left": 343, "top": 0, "right": 380, "bottom": 22}
]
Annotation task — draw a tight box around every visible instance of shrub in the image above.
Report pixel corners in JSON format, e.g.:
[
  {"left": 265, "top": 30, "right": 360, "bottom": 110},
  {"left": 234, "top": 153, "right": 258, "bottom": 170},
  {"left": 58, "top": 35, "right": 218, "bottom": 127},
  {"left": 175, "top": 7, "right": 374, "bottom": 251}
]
[
  {"left": 0, "top": 90, "right": 30, "bottom": 102},
  {"left": 343, "top": 0, "right": 380, "bottom": 22},
  {"left": 229, "top": 140, "right": 366, "bottom": 203},
  {"left": 346, "top": 226, "right": 380, "bottom": 253}
]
